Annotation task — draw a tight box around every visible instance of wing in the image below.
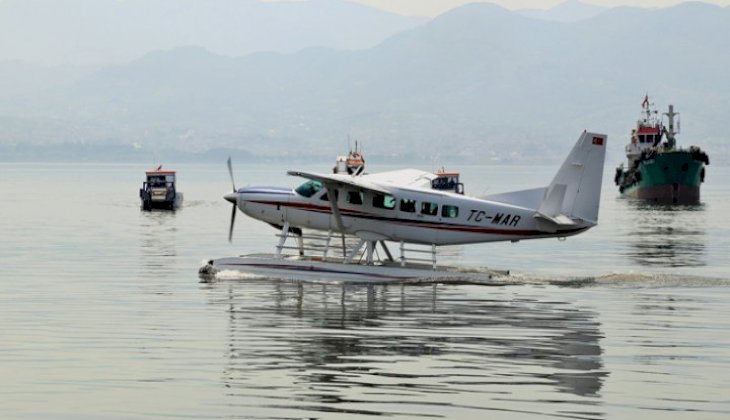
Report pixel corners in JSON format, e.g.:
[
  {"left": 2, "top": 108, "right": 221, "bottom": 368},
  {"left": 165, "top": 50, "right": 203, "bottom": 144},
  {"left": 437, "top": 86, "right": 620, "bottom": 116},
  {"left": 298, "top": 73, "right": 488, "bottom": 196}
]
[{"left": 287, "top": 170, "right": 391, "bottom": 194}]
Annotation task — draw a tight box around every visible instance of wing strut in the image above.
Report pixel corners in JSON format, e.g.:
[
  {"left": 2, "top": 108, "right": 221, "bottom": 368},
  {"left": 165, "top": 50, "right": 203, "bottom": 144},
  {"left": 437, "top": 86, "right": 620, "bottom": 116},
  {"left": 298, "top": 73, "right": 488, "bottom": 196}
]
[
  {"left": 379, "top": 240, "right": 394, "bottom": 262},
  {"left": 323, "top": 182, "right": 347, "bottom": 257}
]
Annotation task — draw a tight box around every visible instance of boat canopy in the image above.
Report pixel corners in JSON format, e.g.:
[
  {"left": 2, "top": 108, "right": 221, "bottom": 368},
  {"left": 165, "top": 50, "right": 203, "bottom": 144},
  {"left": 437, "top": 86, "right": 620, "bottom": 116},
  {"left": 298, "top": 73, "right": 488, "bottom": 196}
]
[
  {"left": 432, "top": 169, "right": 464, "bottom": 194},
  {"left": 145, "top": 170, "right": 176, "bottom": 176},
  {"left": 145, "top": 169, "right": 176, "bottom": 187}
]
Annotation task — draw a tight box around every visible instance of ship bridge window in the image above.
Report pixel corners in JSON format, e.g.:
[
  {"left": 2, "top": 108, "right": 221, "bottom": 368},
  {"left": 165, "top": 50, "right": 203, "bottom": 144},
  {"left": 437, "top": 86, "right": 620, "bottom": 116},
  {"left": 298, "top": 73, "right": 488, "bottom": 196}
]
[
  {"left": 400, "top": 198, "right": 416, "bottom": 213},
  {"left": 432, "top": 177, "right": 457, "bottom": 190},
  {"left": 372, "top": 193, "right": 396, "bottom": 210},
  {"left": 295, "top": 180, "right": 322, "bottom": 198},
  {"left": 442, "top": 205, "right": 459, "bottom": 218},
  {"left": 421, "top": 202, "right": 438, "bottom": 216},
  {"left": 346, "top": 190, "right": 363, "bottom": 205}
]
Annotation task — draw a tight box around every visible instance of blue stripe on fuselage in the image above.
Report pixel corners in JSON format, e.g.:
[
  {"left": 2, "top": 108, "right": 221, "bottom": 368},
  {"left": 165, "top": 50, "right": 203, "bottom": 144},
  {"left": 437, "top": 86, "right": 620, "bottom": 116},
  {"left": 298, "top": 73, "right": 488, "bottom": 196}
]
[{"left": 237, "top": 186, "right": 293, "bottom": 195}]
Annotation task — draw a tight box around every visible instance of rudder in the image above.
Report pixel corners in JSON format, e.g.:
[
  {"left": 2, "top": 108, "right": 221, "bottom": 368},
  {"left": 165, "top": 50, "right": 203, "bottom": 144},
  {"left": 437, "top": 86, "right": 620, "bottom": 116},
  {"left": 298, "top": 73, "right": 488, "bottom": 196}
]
[{"left": 538, "top": 131, "right": 607, "bottom": 227}]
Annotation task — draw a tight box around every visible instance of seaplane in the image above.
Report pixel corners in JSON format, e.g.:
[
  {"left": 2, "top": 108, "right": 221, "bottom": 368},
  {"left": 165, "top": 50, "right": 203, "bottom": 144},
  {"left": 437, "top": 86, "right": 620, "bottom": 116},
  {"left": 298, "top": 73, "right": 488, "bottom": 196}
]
[{"left": 199, "top": 131, "right": 607, "bottom": 282}]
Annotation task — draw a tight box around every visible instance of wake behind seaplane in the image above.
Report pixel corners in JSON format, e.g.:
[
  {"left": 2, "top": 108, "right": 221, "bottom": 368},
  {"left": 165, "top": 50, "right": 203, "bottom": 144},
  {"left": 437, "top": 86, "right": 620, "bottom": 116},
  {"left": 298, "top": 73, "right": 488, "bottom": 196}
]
[{"left": 199, "top": 131, "right": 607, "bottom": 281}]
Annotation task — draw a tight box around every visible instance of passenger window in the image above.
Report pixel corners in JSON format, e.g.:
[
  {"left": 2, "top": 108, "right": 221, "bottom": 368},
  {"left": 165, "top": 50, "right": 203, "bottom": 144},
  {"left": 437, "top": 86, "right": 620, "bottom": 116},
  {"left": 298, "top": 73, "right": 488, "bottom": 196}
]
[
  {"left": 346, "top": 190, "right": 363, "bottom": 205},
  {"left": 295, "top": 180, "right": 322, "bottom": 198},
  {"left": 320, "top": 190, "right": 339, "bottom": 201},
  {"left": 373, "top": 193, "right": 396, "bottom": 210},
  {"left": 400, "top": 199, "right": 416, "bottom": 213},
  {"left": 421, "top": 201, "right": 438, "bottom": 216},
  {"left": 442, "top": 205, "right": 459, "bottom": 218}
]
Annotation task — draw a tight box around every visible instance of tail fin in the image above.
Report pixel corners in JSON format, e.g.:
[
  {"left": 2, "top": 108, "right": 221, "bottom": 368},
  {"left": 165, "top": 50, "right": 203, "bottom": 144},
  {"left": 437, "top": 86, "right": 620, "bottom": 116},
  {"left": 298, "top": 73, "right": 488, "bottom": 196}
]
[{"left": 534, "top": 131, "right": 607, "bottom": 231}]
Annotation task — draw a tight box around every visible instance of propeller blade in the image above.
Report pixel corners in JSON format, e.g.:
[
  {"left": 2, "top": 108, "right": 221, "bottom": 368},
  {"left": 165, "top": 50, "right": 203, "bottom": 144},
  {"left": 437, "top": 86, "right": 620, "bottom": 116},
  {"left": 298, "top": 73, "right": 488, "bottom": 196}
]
[
  {"left": 228, "top": 203, "right": 237, "bottom": 243},
  {"left": 227, "top": 156, "right": 236, "bottom": 192}
]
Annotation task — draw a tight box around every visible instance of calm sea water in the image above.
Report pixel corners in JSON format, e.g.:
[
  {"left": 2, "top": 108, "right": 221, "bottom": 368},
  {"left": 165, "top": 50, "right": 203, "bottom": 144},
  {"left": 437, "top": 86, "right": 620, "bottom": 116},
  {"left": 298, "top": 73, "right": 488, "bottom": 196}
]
[{"left": 1, "top": 162, "right": 729, "bottom": 419}]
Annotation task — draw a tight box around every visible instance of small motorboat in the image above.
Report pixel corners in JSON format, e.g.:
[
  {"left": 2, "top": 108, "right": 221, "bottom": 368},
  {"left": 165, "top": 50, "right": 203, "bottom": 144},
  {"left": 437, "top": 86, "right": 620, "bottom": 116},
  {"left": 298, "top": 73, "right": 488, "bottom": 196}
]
[{"left": 140, "top": 166, "right": 183, "bottom": 210}]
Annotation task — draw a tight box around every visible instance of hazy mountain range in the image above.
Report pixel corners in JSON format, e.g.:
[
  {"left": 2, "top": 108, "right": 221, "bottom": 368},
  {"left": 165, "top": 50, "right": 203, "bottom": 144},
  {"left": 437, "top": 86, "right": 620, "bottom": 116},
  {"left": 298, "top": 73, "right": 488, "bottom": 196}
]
[
  {"left": 518, "top": 0, "right": 606, "bottom": 22},
  {"left": 1, "top": 1, "right": 728, "bottom": 165},
  {"left": 0, "top": 0, "right": 425, "bottom": 66}
]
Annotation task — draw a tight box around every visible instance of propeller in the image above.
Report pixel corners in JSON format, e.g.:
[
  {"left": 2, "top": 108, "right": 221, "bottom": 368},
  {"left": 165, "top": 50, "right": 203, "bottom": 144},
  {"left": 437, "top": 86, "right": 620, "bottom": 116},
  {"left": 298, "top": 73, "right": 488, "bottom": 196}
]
[
  {"left": 225, "top": 157, "right": 238, "bottom": 243},
  {"left": 228, "top": 202, "right": 236, "bottom": 243},
  {"left": 227, "top": 156, "right": 236, "bottom": 193}
]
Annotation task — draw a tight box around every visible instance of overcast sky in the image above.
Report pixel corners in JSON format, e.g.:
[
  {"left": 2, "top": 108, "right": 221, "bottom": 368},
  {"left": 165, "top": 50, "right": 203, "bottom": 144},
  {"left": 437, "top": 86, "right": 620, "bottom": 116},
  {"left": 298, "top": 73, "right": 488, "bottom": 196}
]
[{"left": 349, "top": 0, "right": 730, "bottom": 17}]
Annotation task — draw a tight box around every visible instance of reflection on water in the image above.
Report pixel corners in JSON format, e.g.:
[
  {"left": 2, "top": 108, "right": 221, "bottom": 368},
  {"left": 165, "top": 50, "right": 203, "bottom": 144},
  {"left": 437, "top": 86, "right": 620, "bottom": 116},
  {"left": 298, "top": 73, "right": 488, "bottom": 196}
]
[
  {"left": 623, "top": 200, "right": 706, "bottom": 267},
  {"left": 2, "top": 163, "right": 730, "bottom": 419},
  {"left": 139, "top": 210, "right": 179, "bottom": 275},
  {"left": 204, "top": 280, "right": 607, "bottom": 418}
]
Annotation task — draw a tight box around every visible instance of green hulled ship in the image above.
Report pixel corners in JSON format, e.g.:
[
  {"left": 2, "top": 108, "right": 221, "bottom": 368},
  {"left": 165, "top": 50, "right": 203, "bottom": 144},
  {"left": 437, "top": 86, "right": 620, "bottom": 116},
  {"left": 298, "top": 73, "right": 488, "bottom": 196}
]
[{"left": 614, "top": 96, "right": 709, "bottom": 204}]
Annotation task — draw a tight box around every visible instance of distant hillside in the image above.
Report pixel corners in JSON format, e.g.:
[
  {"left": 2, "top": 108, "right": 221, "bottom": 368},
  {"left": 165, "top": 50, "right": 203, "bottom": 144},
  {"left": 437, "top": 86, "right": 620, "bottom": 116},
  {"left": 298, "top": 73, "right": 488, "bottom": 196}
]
[
  {"left": 519, "top": 0, "right": 607, "bottom": 22},
  {"left": 0, "top": 0, "right": 424, "bottom": 66},
  {"left": 1, "top": 2, "right": 729, "bottom": 164}
]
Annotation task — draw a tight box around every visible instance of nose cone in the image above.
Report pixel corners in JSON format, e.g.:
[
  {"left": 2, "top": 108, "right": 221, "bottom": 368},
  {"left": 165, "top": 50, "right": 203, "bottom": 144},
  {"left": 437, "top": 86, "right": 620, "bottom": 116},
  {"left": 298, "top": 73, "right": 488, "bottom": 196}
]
[{"left": 224, "top": 192, "right": 238, "bottom": 204}]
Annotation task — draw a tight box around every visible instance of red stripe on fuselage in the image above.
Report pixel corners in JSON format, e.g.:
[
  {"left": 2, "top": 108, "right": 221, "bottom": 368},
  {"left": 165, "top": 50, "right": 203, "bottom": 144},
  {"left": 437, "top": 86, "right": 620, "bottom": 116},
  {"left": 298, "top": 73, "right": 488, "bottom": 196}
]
[{"left": 246, "top": 199, "right": 580, "bottom": 237}]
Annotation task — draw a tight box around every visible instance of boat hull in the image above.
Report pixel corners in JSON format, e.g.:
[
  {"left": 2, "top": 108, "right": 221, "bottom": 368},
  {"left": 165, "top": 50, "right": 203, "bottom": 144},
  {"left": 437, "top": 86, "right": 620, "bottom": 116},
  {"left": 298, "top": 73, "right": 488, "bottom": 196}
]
[
  {"left": 617, "top": 151, "right": 704, "bottom": 204},
  {"left": 622, "top": 183, "right": 699, "bottom": 204},
  {"left": 140, "top": 191, "right": 184, "bottom": 210}
]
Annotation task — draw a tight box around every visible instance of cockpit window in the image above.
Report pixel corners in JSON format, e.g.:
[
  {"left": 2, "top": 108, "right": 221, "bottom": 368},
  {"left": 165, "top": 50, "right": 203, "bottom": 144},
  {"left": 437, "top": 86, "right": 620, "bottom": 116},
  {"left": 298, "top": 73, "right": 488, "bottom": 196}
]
[{"left": 295, "top": 180, "right": 323, "bottom": 198}]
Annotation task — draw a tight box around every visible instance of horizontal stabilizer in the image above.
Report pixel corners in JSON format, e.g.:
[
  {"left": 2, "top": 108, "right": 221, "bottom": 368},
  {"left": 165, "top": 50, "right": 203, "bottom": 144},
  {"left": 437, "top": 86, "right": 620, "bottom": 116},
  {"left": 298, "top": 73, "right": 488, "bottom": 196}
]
[
  {"left": 533, "top": 212, "right": 578, "bottom": 233},
  {"left": 534, "top": 212, "right": 576, "bottom": 226},
  {"left": 533, "top": 183, "right": 576, "bottom": 232},
  {"left": 482, "top": 187, "right": 546, "bottom": 208},
  {"left": 538, "top": 183, "right": 567, "bottom": 217}
]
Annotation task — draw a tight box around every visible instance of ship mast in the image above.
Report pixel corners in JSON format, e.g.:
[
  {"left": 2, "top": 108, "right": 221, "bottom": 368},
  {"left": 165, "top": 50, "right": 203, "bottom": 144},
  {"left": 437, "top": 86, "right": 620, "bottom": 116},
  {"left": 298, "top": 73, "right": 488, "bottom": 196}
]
[
  {"left": 640, "top": 94, "right": 652, "bottom": 121},
  {"left": 663, "top": 104, "right": 679, "bottom": 150}
]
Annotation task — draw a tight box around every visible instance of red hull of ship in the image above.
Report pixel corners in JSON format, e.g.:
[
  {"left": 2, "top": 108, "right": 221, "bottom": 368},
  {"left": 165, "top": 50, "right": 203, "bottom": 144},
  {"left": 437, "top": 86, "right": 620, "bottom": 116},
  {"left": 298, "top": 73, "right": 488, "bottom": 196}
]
[{"left": 625, "top": 183, "right": 700, "bottom": 204}]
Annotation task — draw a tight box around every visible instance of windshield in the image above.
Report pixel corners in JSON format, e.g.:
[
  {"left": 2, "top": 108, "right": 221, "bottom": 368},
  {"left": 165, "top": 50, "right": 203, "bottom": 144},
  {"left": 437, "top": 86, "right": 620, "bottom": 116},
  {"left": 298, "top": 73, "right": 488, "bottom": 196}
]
[{"left": 295, "top": 180, "right": 323, "bottom": 198}]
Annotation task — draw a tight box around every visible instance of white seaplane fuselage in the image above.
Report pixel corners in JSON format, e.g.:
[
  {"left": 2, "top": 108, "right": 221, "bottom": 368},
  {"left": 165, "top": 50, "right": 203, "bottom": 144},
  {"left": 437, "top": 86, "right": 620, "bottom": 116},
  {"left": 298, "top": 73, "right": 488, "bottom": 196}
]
[
  {"left": 203, "top": 131, "right": 607, "bottom": 280},
  {"left": 236, "top": 179, "right": 586, "bottom": 246},
  {"left": 234, "top": 131, "right": 607, "bottom": 246}
]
